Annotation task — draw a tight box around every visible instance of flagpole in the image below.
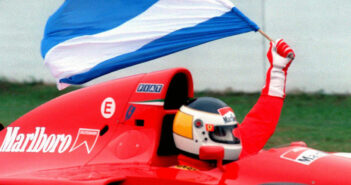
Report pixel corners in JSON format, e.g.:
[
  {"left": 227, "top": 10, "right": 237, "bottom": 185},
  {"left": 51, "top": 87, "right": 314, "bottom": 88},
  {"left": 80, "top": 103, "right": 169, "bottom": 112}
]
[
  {"left": 258, "top": 29, "right": 295, "bottom": 59},
  {"left": 258, "top": 29, "right": 274, "bottom": 43}
]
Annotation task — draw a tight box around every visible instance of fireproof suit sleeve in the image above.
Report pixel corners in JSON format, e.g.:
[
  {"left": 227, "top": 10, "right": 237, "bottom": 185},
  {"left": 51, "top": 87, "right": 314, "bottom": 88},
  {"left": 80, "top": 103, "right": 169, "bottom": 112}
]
[
  {"left": 235, "top": 39, "right": 294, "bottom": 159},
  {"left": 236, "top": 95, "right": 284, "bottom": 159}
]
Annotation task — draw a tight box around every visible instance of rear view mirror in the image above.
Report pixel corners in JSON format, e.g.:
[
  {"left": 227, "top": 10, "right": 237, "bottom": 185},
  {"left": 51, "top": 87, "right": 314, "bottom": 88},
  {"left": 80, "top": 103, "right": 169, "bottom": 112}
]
[
  {"left": 199, "top": 145, "right": 224, "bottom": 170},
  {"left": 0, "top": 122, "right": 4, "bottom": 131}
]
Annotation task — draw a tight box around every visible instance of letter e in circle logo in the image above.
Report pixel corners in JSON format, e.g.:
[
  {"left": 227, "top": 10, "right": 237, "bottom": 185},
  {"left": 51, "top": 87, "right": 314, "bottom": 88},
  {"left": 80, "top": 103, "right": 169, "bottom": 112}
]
[{"left": 101, "top": 97, "right": 116, "bottom": 119}]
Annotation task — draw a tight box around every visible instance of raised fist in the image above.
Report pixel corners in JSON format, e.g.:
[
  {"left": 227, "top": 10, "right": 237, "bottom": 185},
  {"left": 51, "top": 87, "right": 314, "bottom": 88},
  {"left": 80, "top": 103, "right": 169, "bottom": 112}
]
[
  {"left": 262, "top": 39, "right": 295, "bottom": 98},
  {"left": 267, "top": 39, "right": 295, "bottom": 69}
]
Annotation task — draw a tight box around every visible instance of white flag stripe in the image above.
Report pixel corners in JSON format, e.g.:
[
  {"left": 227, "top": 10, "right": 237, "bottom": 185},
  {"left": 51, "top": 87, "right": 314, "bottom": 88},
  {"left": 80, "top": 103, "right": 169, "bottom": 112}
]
[{"left": 45, "top": 0, "right": 235, "bottom": 83}]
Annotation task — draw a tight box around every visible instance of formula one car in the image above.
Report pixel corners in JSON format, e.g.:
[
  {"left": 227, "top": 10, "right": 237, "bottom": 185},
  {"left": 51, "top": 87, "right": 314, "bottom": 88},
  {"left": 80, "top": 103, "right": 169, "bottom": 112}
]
[{"left": 0, "top": 68, "right": 350, "bottom": 185}]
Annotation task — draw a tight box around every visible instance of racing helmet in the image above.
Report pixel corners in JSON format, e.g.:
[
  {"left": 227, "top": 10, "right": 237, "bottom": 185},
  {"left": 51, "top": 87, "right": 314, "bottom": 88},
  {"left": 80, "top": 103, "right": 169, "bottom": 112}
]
[{"left": 173, "top": 97, "right": 241, "bottom": 161}]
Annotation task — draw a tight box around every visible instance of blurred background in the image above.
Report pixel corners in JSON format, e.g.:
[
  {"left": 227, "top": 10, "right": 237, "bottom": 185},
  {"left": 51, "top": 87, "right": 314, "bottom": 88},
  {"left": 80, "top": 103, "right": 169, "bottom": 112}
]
[
  {"left": 0, "top": 0, "right": 351, "bottom": 151},
  {"left": 0, "top": 0, "right": 350, "bottom": 93}
]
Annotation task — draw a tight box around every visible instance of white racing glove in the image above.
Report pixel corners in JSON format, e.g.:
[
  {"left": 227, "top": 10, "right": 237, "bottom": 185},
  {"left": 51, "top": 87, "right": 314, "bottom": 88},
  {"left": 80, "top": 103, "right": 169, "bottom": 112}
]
[{"left": 262, "top": 39, "right": 295, "bottom": 98}]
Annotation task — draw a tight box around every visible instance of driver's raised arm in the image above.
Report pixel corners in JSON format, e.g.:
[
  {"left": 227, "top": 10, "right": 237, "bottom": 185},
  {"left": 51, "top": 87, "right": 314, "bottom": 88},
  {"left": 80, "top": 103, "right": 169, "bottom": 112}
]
[{"left": 234, "top": 39, "right": 295, "bottom": 159}]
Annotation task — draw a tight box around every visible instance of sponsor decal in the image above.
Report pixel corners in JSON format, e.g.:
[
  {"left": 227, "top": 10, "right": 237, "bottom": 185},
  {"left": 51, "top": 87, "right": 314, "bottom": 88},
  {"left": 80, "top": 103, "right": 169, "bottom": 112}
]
[
  {"left": 205, "top": 124, "right": 214, "bottom": 132},
  {"left": 125, "top": 105, "right": 136, "bottom": 120},
  {"left": 218, "top": 107, "right": 236, "bottom": 124},
  {"left": 281, "top": 147, "right": 328, "bottom": 165},
  {"left": 101, "top": 97, "right": 116, "bottom": 119},
  {"left": 70, "top": 128, "right": 99, "bottom": 153},
  {"left": 136, "top": 83, "right": 163, "bottom": 93},
  {"left": 0, "top": 127, "right": 99, "bottom": 154}
]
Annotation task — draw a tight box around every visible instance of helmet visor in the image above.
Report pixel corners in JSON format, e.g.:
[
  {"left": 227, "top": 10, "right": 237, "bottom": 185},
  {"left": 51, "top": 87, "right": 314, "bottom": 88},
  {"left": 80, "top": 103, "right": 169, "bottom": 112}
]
[{"left": 209, "top": 125, "right": 240, "bottom": 144}]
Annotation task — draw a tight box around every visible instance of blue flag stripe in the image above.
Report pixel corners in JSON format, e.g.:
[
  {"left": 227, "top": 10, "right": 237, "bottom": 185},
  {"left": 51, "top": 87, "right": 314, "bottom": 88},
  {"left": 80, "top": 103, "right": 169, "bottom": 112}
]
[
  {"left": 60, "top": 7, "right": 259, "bottom": 84},
  {"left": 41, "top": 0, "right": 158, "bottom": 58}
]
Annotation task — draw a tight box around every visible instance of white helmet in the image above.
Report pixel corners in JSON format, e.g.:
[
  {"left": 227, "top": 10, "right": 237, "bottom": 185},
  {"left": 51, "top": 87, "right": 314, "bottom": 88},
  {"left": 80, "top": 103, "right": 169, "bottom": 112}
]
[{"left": 173, "top": 97, "right": 241, "bottom": 160}]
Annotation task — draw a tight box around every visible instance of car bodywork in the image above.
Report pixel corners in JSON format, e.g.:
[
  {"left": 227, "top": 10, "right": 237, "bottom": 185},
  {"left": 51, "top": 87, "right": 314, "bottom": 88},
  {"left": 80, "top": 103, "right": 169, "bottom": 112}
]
[{"left": 0, "top": 68, "right": 350, "bottom": 185}]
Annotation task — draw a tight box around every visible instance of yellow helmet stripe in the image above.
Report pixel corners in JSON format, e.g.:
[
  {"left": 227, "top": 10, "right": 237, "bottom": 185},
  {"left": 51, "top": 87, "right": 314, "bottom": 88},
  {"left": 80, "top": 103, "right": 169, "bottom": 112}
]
[{"left": 173, "top": 111, "right": 193, "bottom": 139}]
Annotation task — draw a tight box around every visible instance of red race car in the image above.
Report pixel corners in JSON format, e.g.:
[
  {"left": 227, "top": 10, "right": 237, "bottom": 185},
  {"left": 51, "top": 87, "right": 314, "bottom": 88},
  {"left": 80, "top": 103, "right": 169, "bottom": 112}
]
[{"left": 0, "top": 68, "right": 350, "bottom": 185}]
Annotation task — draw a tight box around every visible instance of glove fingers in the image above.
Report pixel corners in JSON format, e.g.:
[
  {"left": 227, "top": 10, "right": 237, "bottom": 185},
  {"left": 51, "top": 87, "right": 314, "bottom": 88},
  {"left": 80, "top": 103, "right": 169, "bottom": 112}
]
[
  {"left": 277, "top": 43, "right": 287, "bottom": 57},
  {"left": 281, "top": 45, "right": 290, "bottom": 57},
  {"left": 281, "top": 46, "right": 295, "bottom": 58},
  {"left": 276, "top": 39, "right": 284, "bottom": 47},
  {"left": 276, "top": 40, "right": 294, "bottom": 58}
]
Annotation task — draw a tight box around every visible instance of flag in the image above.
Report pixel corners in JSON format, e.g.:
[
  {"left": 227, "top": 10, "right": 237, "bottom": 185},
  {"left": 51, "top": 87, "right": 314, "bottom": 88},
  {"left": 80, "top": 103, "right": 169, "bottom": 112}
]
[{"left": 41, "top": 0, "right": 259, "bottom": 89}]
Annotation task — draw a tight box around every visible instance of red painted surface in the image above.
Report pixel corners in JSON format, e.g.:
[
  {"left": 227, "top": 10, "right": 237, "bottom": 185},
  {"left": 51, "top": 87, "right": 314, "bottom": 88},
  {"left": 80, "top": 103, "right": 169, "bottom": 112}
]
[{"left": 0, "top": 68, "right": 350, "bottom": 185}]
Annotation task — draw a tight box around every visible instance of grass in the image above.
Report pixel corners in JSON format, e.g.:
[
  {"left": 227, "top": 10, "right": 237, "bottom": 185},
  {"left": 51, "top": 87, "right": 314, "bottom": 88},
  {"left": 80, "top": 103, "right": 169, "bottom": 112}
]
[
  {"left": 1, "top": 82, "right": 350, "bottom": 152},
  {"left": 0, "top": 80, "right": 79, "bottom": 125},
  {"left": 197, "top": 92, "right": 351, "bottom": 152}
]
